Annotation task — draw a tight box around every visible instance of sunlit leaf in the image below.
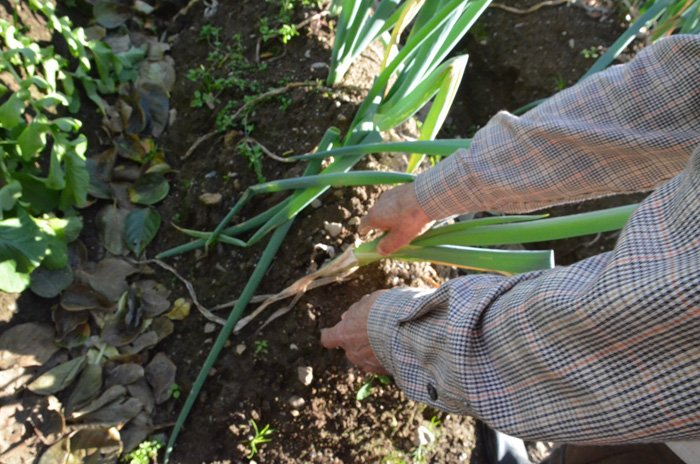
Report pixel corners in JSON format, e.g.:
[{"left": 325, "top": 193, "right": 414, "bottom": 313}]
[
  {"left": 0, "top": 214, "right": 48, "bottom": 292},
  {"left": 124, "top": 208, "right": 160, "bottom": 256},
  {"left": 356, "top": 381, "right": 373, "bottom": 401},
  {"left": 18, "top": 122, "right": 49, "bottom": 160},
  {"left": 0, "top": 323, "right": 59, "bottom": 370},
  {"left": 27, "top": 355, "right": 86, "bottom": 395},
  {"left": 165, "top": 298, "right": 190, "bottom": 321}
]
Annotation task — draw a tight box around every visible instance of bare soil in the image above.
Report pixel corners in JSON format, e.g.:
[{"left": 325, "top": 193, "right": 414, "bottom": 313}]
[{"left": 0, "top": 0, "right": 641, "bottom": 463}]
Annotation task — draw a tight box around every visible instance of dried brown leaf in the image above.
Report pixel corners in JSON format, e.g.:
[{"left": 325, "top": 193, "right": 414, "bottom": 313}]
[{"left": 0, "top": 323, "right": 59, "bottom": 369}]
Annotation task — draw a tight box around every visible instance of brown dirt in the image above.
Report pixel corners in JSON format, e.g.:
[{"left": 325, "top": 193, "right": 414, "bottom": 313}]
[{"left": 0, "top": 0, "right": 642, "bottom": 463}]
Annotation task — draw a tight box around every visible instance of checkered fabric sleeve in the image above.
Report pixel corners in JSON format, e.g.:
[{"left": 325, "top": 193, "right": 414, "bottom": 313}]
[
  {"left": 369, "top": 145, "right": 700, "bottom": 443},
  {"left": 367, "top": 35, "right": 700, "bottom": 444},
  {"left": 414, "top": 34, "right": 700, "bottom": 219}
]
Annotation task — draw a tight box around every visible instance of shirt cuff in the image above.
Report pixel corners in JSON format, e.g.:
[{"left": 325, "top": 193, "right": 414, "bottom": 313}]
[
  {"left": 367, "top": 287, "right": 433, "bottom": 375},
  {"left": 414, "top": 148, "right": 482, "bottom": 220}
]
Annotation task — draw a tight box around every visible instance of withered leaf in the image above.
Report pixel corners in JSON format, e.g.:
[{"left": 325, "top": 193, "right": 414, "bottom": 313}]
[
  {"left": 144, "top": 352, "right": 176, "bottom": 404},
  {"left": 69, "top": 427, "right": 122, "bottom": 464},
  {"left": 104, "top": 362, "right": 144, "bottom": 389},
  {"left": 29, "top": 395, "right": 65, "bottom": 445},
  {"left": 52, "top": 306, "right": 89, "bottom": 341},
  {"left": 101, "top": 288, "right": 145, "bottom": 347},
  {"left": 61, "top": 283, "right": 102, "bottom": 312},
  {"left": 119, "top": 411, "right": 153, "bottom": 453},
  {"left": 87, "top": 258, "right": 138, "bottom": 303},
  {"left": 97, "top": 204, "right": 130, "bottom": 256},
  {"left": 126, "top": 378, "right": 154, "bottom": 415},
  {"left": 135, "top": 280, "right": 170, "bottom": 317},
  {"left": 76, "top": 397, "right": 143, "bottom": 426},
  {"left": 0, "top": 323, "right": 60, "bottom": 370},
  {"left": 66, "top": 363, "right": 103, "bottom": 413},
  {"left": 71, "top": 385, "right": 126, "bottom": 419}
]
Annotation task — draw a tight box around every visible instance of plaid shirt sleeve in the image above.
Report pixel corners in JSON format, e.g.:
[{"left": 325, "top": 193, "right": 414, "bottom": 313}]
[
  {"left": 414, "top": 34, "right": 700, "bottom": 219},
  {"left": 367, "top": 35, "right": 700, "bottom": 444}
]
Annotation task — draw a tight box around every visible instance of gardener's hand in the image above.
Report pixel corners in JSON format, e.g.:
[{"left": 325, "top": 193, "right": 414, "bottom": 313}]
[
  {"left": 321, "top": 290, "right": 390, "bottom": 374},
  {"left": 359, "top": 183, "right": 435, "bottom": 256}
]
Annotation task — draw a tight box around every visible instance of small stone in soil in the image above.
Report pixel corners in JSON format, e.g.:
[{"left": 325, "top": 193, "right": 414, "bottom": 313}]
[
  {"left": 199, "top": 192, "right": 222, "bottom": 205},
  {"left": 298, "top": 366, "right": 313, "bottom": 386},
  {"left": 323, "top": 221, "right": 343, "bottom": 238},
  {"left": 311, "top": 198, "right": 322, "bottom": 209},
  {"left": 203, "top": 322, "right": 216, "bottom": 333},
  {"left": 289, "top": 396, "right": 305, "bottom": 409},
  {"left": 290, "top": 410, "right": 300, "bottom": 417},
  {"left": 348, "top": 216, "right": 361, "bottom": 227},
  {"left": 235, "top": 344, "right": 246, "bottom": 355}
]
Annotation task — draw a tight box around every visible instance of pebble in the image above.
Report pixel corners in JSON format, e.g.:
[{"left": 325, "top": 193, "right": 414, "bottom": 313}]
[
  {"left": 298, "top": 366, "right": 313, "bottom": 386},
  {"left": 323, "top": 221, "right": 343, "bottom": 238},
  {"left": 235, "top": 344, "right": 246, "bottom": 355},
  {"left": 208, "top": 368, "right": 217, "bottom": 376},
  {"left": 348, "top": 216, "right": 361, "bottom": 227},
  {"left": 310, "top": 62, "right": 327, "bottom": 69},
  {"left": 414, "top": 425, "right": 436, "bottom": 447},
  {"left": 204, "top": 170, "right": 217, "bottom": 178},
  {"left": 289, "top": 396, "right": 306, "bottom": 409},
  {"left": 290, "top": 410, "right": 300, "bottom": 417},
  {"left": 203, "top": 322, "right": 216, "bottom": 333},
  {"left": 569, "top": 39, "right": 575, "bottom": 49},
  {"left": 336, "top": 114, "right": 347, "bottom": 122},
  {"left": 311, "top": 198, "right": 322, "bottom": 209},
  {"left": 199, "top": 192, "right": 222, "bottom": 205},
  {"left": 289, "top": 343, "right": 299, "bottom": 350}
]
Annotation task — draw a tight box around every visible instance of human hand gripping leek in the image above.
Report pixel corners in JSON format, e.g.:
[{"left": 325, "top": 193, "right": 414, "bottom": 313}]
[{"left": 321, "top": 183, "right": 434, "bottom": 372}]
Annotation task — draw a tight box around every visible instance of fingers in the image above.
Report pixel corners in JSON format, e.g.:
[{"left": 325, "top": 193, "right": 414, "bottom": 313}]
[
  {"left": 376, "top": 228, "right": 413, "bottom": 256},
  {"left": 320, "top": 326, "right": 340, "bottom": 349},
  {"left": 358, "top": 208, "right": 383, "bottom": 235}
]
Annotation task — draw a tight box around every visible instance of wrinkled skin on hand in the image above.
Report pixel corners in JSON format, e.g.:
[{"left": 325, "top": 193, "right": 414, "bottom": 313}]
[
  {"left": 358, "top": 182, "right": 435, "bottom": 256},
  {"left": 321, "top": 290, "right": 389, "bottom": 374}
]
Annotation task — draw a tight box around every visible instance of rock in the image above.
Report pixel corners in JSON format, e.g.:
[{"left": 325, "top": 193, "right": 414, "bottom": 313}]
[
  {"left": 336, "top": 113, "right": 347, "bottom": 122},
  {"left": 298, "top": 366, "right": 313, "bottom": 386},
  {"left": 414, "top": 425, "right": 435, "bottom": 447},
  {"left": 311, "top": 198, "right": 322, "bottom": 209},
  {"left": 235, "top": 344, "right": 246, "bottom": 355},
  {"left": 289, "top": 396, "right": 305, "bottom": 409},
  {"left": 290, "top": 409, "right": 300, "bottom": 417},
  {"left": 323, "top": 221, "right": 343, "bottom": 238},
  {"left": 348, "top": 216, "right": 361, "bottom": 227},
  {"left": 203, "top": 322, "right": 216, "bottom": 334},
  {"left": 199, "top": 192, "right": 222, "bottom": 205}
]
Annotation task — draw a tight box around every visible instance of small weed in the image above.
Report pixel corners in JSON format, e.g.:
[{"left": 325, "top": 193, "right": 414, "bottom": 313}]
[
  {"left": 182, "top": 178, "right": 194, "bottom": 189},
  {"left": 236, "top": 142, "right": 266, "bottom": 184},
  {"left": 278, "top": 95, "right": 292, "bottom": 111},
  {"left": 581, "top": 46, "right": 600, "bottom": 59},
  {"left": 121, "top": 438, "right": 164, "bottom": 464},
  {"left": 356, "top": 374, "right": 392, "bottom": 401},
  {"left": 554, "top": 72, "right": 566, "bottom": 91},
  {"left": 198, "top": 25, "right": 222, "bottom": 46},
  {"left": 254, "top": 340, "right": 269, "bottom": 355},
  {"left": 243, "top": 419, "right": 275, "bottom": 459},
  {"left": 168, "top": 383, "right": 181, "bottom": 399}
]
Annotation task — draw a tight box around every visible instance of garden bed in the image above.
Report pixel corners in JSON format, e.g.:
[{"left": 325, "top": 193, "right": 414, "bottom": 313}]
[{"left": 0, "top": 0, "right": 637, "bottom": 462}]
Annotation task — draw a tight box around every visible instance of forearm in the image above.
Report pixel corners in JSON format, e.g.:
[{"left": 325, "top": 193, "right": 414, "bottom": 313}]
[
  {"left": 369, "top": 145, "right": 700, "bottom": 443},
  {"left": 415, "top": 34, "right": 700, "bottom": 219}
]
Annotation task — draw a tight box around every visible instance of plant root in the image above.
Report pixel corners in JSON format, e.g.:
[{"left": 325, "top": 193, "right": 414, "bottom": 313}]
[{"left": 233, "top": 247, "right": 360, "bottom": 333}]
